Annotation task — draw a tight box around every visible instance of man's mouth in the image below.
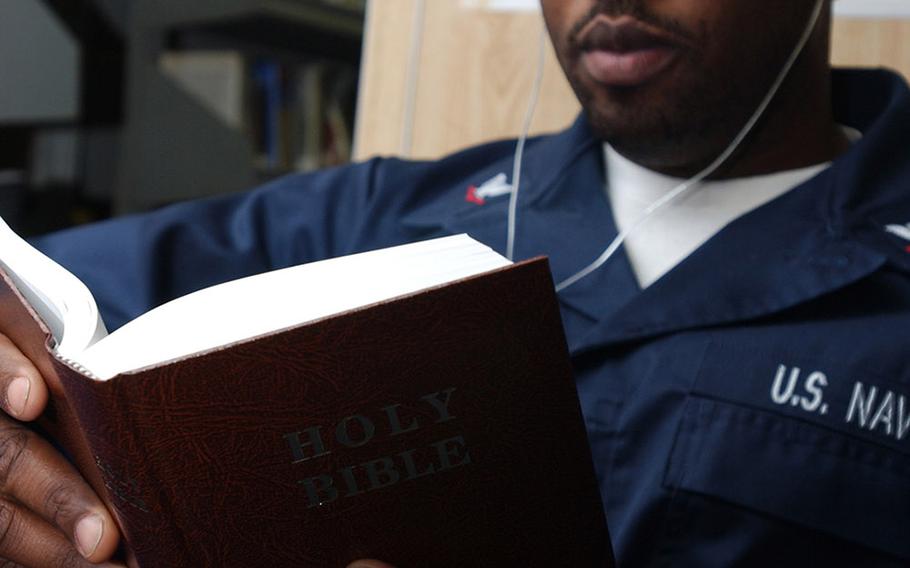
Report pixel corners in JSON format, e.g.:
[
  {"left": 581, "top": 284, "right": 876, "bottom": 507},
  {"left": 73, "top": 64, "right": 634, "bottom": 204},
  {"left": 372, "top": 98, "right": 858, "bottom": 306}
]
[{"left": 578, "top": 16, "right": 685, "bottom": 87}]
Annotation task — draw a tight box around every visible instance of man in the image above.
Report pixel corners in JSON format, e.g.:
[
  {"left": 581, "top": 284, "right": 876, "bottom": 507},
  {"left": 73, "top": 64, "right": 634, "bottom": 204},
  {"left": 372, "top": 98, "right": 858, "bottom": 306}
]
[{"left": 2, "top": 0, "right": 909, "bottom": 565}]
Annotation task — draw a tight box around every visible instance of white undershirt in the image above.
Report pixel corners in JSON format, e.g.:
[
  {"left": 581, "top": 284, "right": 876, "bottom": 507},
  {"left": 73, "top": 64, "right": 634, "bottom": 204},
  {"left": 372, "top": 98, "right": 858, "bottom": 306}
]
[{"left": 605, "top": 145, "right": 830, "bottom": 289}]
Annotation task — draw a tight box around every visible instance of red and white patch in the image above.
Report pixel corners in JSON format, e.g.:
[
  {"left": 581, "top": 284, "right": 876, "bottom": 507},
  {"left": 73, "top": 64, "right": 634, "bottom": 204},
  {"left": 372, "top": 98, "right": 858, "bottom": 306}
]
[
  {"left": 464, "top": 173, "right": 512, "bottom": 206},
  {"left": 885, "top": 223, "right": 910, "bottom": 253},
  {"left": 465, "top": 185, "right": 485, "bottom": 205}
]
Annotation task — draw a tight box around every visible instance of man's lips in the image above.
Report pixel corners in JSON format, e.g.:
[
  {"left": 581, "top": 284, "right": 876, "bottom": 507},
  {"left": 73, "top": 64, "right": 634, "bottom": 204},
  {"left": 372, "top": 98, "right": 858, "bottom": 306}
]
[
  {"left": 582, "top": 48, "right": 678, "bottom": 87},
  {"left": 577, "top": 16, "right": 685, "bottom": 87}
]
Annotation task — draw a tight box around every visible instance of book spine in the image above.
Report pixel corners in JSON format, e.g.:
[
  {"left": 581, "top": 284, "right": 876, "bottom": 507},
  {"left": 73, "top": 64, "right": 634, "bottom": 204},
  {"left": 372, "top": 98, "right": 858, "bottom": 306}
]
[
  {"left": 50, "top": 360, "right": 193, "bottom": 566},
  {"left": 0, "top": 269, "right": 188, "bottom": 564},
  {"left": 252, "top": 60, "right": 282, "bottom": 171}
]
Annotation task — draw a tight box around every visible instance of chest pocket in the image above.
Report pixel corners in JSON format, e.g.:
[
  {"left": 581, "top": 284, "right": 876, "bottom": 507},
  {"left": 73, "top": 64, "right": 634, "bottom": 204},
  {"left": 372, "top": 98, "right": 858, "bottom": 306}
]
[{"left": 663, "top": 340, "right": 910, "bottom": 561}]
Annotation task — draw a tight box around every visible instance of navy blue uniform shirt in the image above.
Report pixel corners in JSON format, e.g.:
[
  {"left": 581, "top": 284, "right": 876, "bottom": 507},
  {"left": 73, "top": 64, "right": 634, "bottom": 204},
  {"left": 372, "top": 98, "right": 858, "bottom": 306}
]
[{"left": 35, "top": 69, "right": 910, "bottom": 566}]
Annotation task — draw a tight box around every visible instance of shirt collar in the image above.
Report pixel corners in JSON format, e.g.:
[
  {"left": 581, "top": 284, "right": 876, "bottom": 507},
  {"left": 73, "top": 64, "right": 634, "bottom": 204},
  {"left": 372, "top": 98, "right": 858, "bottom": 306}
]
[
  {"left": 447, "top": 69, "right": 910, "bottom": 352},
  {"left": 546, "top": 68, "right": 909, "bottom": 353}
]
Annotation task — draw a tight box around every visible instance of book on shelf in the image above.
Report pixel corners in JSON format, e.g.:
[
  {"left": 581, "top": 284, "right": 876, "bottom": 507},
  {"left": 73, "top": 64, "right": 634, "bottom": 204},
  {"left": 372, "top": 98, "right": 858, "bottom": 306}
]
[
  {"left": 159, "top": 51, "right": 358, "bottom": 176},
  {"left": 0, "top": 217, "right": 614, "bottom": 567}
]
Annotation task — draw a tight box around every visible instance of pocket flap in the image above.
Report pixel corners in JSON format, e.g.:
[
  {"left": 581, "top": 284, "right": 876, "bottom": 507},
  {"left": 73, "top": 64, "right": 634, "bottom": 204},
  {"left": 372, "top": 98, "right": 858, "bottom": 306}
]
[{"left": 665, "top": 397, "right": 910, "bottom": 560}]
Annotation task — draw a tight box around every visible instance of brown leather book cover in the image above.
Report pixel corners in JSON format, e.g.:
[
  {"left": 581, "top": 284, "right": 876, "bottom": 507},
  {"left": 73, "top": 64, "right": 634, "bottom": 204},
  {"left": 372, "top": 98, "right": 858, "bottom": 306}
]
[{"left": 0, "top": 258, "right": 613, "bottom": 567}]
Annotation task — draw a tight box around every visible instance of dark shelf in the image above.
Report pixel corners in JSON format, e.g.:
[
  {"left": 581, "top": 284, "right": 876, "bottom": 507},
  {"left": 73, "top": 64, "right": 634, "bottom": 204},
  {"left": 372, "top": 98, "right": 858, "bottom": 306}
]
[
  {"left": 161, "top": 0, "right": 364, "bottom": 64},
  {"left": 167, "top": 13, "right": 363, "bottom": 64},
  {"left": 40, "top": 0, "right": 126, "bottom": 126}
]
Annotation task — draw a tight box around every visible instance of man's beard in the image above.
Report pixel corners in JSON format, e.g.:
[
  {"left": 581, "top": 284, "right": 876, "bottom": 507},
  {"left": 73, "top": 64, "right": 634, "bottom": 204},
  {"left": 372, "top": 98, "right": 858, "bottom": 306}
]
[
  {"left": 560, "top": 2, "right": 814, "bottom": 175},
  {"left": 566, "top": 51, "right": 747, "bottom": 173}
]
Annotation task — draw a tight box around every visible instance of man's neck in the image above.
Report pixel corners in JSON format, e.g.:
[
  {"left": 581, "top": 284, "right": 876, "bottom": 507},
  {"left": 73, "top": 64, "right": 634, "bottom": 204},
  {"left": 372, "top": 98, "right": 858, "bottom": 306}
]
[
  {"left": 639, "top": 38, "right": 850, "bottom": 180},
  {"left": 706, "top": 70, "right": 852, "bottom": 180},
  {"left": 618, "top": 88, "right": 850, "bottom": 181}
]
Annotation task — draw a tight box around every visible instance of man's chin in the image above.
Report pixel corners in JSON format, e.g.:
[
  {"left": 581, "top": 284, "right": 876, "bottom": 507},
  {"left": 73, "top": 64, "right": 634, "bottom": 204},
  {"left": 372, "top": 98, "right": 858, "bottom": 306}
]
[
  {"left": 584, "top": 107, "right": 683, "bottom": 158},
  {"left": 585, "top": 111, "right": 722, "bottom": 176}
]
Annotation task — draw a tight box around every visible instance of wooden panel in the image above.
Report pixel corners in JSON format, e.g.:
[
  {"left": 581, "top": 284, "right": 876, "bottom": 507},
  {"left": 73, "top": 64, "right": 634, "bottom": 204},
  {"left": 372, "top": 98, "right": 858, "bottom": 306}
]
[
  {"left": 354, "top": 0, "right": 577, "bottom": 161},
  {"left": 355, "top": 2, "right": 910, "bottom": 161},
  {"left": 406, "top": 1, "right": 577, "bottom": 160},
  {"left": 832, "top": 18, "right": 910, "bottom": 80},
  {"left": 352, "top": 0, "right": 419, "bottom": 159}
]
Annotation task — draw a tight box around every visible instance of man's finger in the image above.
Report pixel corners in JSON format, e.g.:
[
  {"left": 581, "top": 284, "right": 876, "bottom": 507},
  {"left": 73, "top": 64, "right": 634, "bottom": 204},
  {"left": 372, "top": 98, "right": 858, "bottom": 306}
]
[
  {"left": 0, "top": 497, "right": 116, "bottom": 567},
  {"left": 0, "top": 418, "right": 119, "bottom": 562},
  {"left": 0, "top": 333, "right": 48, "bottom": 421},
  {"left": 347, "top": 560, "right": 397, "bottom": 568}
]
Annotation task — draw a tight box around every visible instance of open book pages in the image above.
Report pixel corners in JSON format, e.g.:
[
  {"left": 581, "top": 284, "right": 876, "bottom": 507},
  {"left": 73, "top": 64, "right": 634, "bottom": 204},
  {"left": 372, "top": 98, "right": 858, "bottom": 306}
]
[
  {"left": 0, "top": 216, "right": 107, "bottom": 357},
  {"left": 79, "top": 235, "right": 511, "bottom": 379},
  {"left": 0, "top": 218, "right": 511, "bottom": 380}
]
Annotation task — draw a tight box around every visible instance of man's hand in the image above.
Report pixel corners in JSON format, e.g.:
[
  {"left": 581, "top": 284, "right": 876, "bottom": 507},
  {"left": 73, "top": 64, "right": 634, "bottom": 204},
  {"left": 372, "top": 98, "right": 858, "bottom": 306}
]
[{"left": 0, "top": 333, "right": 122, "bottom": 566}]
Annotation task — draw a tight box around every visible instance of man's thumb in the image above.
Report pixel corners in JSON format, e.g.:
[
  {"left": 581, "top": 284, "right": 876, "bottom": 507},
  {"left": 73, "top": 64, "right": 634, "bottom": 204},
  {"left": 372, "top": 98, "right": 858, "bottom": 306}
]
[{"left": 347, "top": 560, "right": 396, "bottom": 568}]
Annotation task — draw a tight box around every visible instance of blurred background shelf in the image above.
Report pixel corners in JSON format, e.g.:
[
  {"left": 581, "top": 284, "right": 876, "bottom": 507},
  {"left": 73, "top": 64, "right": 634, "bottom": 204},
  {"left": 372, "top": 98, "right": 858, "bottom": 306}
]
[
  {"left": 155, "top": 0, "right": 364, "bottom": 63},
  {"left": 3, "top": 0, "right": 909, "bottom": 238},
  {"left": 0, "top": 0, "right": 364, "bottom": 234},
  {"left": 122, "top": 0, "right": 363, "bottom": 213}
]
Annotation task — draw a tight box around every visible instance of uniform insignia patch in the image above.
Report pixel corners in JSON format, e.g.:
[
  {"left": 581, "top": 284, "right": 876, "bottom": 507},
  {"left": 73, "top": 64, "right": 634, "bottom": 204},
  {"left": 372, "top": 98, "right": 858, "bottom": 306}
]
[
  {"left": 465, "top": 173, "right": 512, "bottom": 205},
  {"left": 465, "top": 185, "right": 485, "bottom": 205},
  {"left": 884, "top": 223, "right": 910, "bottom": 253}
]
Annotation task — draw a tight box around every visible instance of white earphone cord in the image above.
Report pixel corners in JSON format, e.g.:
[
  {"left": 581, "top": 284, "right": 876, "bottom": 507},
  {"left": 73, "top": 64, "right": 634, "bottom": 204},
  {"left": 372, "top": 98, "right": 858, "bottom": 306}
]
[
  {"left": 506, "top": 25, "right": 548, "bottom": 262},
  {"left": 506, "top": 0, "right": 825, "bottom": 293}
]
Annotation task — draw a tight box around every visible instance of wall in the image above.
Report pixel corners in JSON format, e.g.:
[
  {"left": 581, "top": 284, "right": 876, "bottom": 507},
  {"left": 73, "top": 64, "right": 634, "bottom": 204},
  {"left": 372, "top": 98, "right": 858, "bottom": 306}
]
[
  {"left": 354, "top": 0, "right": 910, "bottom": 161},
  {"left": 0, "top": 0, "right": 79, "bottom": 123}
]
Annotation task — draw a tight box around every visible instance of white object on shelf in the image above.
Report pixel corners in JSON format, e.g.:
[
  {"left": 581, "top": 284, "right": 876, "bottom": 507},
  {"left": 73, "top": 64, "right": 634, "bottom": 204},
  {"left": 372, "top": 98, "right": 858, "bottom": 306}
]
[
  {"left": 160, "top": 52, "right": 247, "bottom": 131},
  {"left": 460, "top": 0, "right": 910, "bottom": 18},
  {"left": 460, "top": 0, "right": 539, "bottom": 12},
  {"left": 835, "top": 0, "right": 910, "bottom": 18}
]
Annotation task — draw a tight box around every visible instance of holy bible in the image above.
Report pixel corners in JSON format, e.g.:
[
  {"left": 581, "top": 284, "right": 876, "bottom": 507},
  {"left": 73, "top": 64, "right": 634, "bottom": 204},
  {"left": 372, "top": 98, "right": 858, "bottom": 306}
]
[{"left": 0, "top": 219, "right": 612, "bottom": 567}]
